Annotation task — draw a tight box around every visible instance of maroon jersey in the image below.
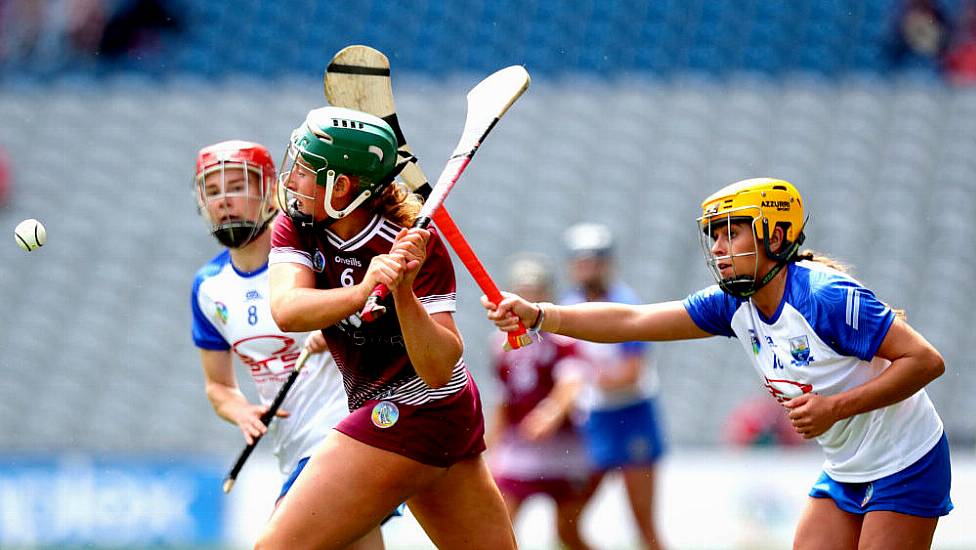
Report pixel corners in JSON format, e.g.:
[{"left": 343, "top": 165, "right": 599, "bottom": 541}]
[
  {"left": 270, "top": 214, "right": 467, "bottom": 410},
  {"left": 493, "top": 332, "right": 588, "bottom": 427}
]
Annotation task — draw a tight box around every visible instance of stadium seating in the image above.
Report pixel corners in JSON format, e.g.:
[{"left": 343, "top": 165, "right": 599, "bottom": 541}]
[
  {"left": 1, "top": 78, "right": 974, "bottom": 453},
  {"left": 2, "top": 0, "right": 970, "bottom": 81}
]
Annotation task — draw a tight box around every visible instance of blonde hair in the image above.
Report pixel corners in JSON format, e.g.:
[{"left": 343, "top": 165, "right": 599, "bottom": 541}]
[
  {"left": 795, "top": 250, "right": 850, "bottom": 274},
  {"left": 375, "top": 181, "right": 423, "bottom": 227},
  {"left": 795, "top": 249, "right": 906, "bottom": 320}
]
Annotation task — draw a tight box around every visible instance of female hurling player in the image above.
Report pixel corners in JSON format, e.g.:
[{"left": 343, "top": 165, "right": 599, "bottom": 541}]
[
  {"left": 485, "top": 178, "right": 951, "bottom": 549},
  {"left": 257, "top": 108, "right": 515, "bottom": 550}
]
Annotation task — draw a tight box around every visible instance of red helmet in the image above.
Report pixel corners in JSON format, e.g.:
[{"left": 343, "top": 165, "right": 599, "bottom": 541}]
[{"left": 194, "top": 140, "right": 277, "bottom": 248}]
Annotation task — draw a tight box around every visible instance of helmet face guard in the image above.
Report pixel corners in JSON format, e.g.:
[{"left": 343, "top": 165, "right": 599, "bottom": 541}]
[
  {"left": 697, "top": 210, "right": 764, "bottom": 297},
  {"left": 277, "top": 107, "right": 398, "bottom": 229},
  {"left": 697, "top": 178, "right": 807, "bottom": 298},
  {"left": 194, "top": 141, "right": 277, "bottom": 249}
]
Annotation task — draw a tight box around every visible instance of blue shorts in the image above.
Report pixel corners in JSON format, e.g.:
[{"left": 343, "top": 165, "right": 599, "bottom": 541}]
[
  {"left": 580, "top": 398, "right": 666, "bottom": 470},
  {"left": 809, "top": 433, "right": 953, "bottom": 518},
  {"left": 278, "top": 456, "right": 406, "bottom": 523}
]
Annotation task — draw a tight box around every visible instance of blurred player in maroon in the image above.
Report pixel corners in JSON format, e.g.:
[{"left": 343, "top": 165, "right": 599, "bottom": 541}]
[
  {"left": 256, "top": 106, "right": 515, "bottom": 550},
  {"left": 487, "top": 253, "right": 596, "bottom": 550}
]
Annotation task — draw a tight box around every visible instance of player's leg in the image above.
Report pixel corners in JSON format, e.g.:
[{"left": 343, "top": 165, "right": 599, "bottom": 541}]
[
  {"left": 346, "top": 526, "right": 386, "bottom": 550},
  {"left": 793, "top": 497, "right": 862, "bottom": 550},
  {"left": 584, "top": 399, "right": 666, "bottom": 549},
  {"left": 273, "top": 456, "right": 388, "bottom": 550},
  {"left": 857, "top": 512, "right": 937, "bottom": 550},
  {"left": 554, "top": 497, "right": 589, "bottom": 550},
  {"left": 497, "top": 481, "right": 526, "bottom": 520},
  {"left": 553, "top": 477, "right": 599, "bottom": 550},
  {"left": 407, "top": 454, "right": 518, "bottom": 550},
  {"left": 621, "top": 464, "right": 664, "bottom": 550},
  {"left": 854, "top": 434, "right": 951, "bottom": 550},
  {"left": 254, "top": 431, "right": 443, "bottom": 550}
]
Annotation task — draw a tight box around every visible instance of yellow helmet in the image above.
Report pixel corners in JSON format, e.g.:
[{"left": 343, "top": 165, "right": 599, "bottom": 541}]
[
  {"left": 700, "top": 178, "right": 805, "bottom": 257},
  {"left": 697, "top": 178, "right": 807, "bottom": 297}
]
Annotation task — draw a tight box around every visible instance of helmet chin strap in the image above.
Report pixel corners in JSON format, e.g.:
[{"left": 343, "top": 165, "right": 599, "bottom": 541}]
[
  {"left": 721, "top": 238, "right": 802, "bottom": 298},
  {"left": 322, "top": 170, "right": 372, "bottom": 220},
  {"left": 286, "top": 199, "right": 315, "bottom": 229},
  {"left": 213, "top": 220, "right": 267, "bottom": 249},
  {"left": 721, "top": 259, "right": 788, "bottom": 298}
]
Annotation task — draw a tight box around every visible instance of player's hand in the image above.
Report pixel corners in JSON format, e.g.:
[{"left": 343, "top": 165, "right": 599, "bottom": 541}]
[
  {"left": 483, "top": 291, "right": 537, "bottom": 333},
  {"left": 303, "top": 331, "right": 328, "bottom": 354},
  {"left": 389, "top": 227, "right": 430, "bottom": 290},
  {"left": 783, "top": 393, "right": 837, "bottom": 439},
  {"left": 234, "top": 403, "right": 289, "bottom": 445},
  {"left": 362, "top": 253, "right": 408, "bottom": 294}
]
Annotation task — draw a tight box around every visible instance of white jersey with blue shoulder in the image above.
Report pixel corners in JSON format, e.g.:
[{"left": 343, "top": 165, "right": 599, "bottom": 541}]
[
  {"left": 683, "top": 260, "right": 943, "bottom": 482},
  {"left": 562, "top": 282, "right": 659, "bottom": 410},
  {"left": 191, "top": 250, "right": 348, "bottom": 477}
]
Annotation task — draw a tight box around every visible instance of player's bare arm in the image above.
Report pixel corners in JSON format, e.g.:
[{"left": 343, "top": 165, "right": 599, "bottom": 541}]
[
  {"left": 397, "top": 308, "right": 464, "bottom": 388},
  {"left": 519, "top": 376, "right": 582, "bottom": 441},
  {"left": 784, "top": 318, "right": 945, "bottom": 438},
  {"left": 373, "top": 227, "right": 463, "bottom": 388},
  {"left": 268, "top": 262, "right": 374, "bottom": 332},
  {"left": 485, "top": 293, "right": 711, "bottom": 342},
  {"left": 199, "top": 349, "right": 287, "bottom": 445}
]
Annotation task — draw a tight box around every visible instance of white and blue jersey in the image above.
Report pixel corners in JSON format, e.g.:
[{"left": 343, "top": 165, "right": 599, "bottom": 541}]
[
  {"left": 683, "top": 260, "right": 943, "bottom": 483},
  {"left": 562, "top": 283, "right": 658, "bottom": 410},
  {"left": 191, "top": 250, "right": 348, "bottom": 478}
]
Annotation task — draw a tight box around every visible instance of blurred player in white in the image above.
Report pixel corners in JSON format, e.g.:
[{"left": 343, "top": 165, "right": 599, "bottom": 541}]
[
  {"left": 487, "top": 253, "right": 596, "bottom": 550},
  {"left": 560, "top": 222, "right": 667, "bottom": 550},
  {"left": 486, "top": 178, "right": 952, "bottom": 549},
  {"left": 189, "top": 140, "right": 384, "bottom": 549}
]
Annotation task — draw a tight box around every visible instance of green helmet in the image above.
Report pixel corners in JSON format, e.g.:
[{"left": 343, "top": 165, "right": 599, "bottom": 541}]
[{"left": 279, "top": 106, "right": 398, "bottom": 224}]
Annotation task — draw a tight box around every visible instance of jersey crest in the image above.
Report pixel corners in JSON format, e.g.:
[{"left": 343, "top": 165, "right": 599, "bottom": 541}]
[{"left": 789, "top": 335, "right": 813, "bottom": 366}]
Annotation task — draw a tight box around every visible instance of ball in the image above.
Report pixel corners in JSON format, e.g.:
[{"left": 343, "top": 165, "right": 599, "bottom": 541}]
[{"left": 14, "top": 218, "right": 46, "bottom": 252}]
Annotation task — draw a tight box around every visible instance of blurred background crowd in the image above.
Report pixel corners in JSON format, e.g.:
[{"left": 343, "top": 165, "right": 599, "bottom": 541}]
[{"left": 1, "top": 1, "right": 974, "bottom": 548}]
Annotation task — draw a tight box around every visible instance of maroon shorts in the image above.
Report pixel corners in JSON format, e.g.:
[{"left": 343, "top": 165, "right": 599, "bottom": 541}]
[
  {"left": 335, "top": 372, "right": 487, "bottom": 468},
  {"left": 495, "top": 475, "right": 599, "bottom": 503}
]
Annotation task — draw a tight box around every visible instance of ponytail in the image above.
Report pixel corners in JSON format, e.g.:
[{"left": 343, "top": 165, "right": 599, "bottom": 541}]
[{"left": 376, "top": 181, "right": 423, "bottom": 228}]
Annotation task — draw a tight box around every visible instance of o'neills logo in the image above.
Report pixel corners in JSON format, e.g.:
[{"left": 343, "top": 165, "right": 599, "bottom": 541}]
[
  {"left": 334, "top": 256, "right": 362, "bottom": 267},
  {"left": 761, "top": 200, "right": 791, "bottom": 211}
]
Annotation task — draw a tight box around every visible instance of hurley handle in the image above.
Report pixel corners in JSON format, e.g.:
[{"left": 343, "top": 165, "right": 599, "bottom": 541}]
[{"left": 222, "top": 348, "right": 311, "bottom": 493}]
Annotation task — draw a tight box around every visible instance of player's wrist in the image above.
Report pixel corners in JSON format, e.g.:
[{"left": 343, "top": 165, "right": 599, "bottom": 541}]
[
  {"left": 545, "top": 303, "right": 561, "bottom": 333},
  {"left": 530, "top": 302, "right": 557, "bottom": 333}
]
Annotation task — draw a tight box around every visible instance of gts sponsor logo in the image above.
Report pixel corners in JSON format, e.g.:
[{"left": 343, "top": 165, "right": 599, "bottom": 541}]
[
  {"left": 335, "top": 256, "right": 362, "bottom": 267},
  {"left": 761, "top": 200, "right": 791, "bottom": 211},
  {"left": 351, "top": 330, "right": 405, "bottom": 347}
]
